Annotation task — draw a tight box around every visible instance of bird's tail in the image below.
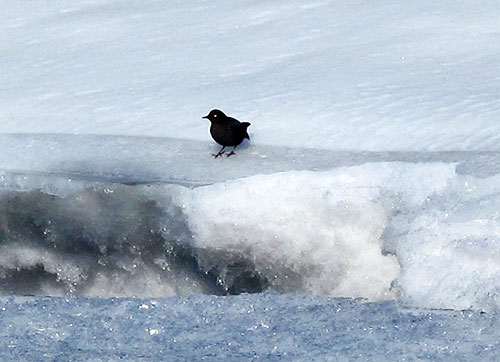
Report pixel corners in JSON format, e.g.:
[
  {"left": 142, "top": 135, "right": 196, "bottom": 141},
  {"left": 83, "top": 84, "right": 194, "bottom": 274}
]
[{"left": 241, "top": 122, "right": 251, "bottom": 140}]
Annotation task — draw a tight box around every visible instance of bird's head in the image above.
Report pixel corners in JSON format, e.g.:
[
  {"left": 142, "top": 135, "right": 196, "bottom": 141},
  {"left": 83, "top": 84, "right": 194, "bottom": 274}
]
[{"left": 202, "top": 109, "right": 226, "bottom": 122}]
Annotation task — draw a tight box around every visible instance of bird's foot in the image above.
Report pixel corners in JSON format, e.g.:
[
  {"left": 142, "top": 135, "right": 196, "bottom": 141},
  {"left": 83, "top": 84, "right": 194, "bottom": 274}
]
[
  {"left": 226, "top": 151, "right": 235, "bottom": 157},
  {"left": 212, "top": 151, "right": 225, "bottom": 158}
]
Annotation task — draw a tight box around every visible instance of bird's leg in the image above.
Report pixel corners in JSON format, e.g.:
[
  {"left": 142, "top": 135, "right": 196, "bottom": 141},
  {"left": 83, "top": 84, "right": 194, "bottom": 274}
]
[
  {"left": 213, "top": 146, "right": 226, "bottom": 158},
  {"left": 226, "top": 146, "right": 237, "bottom": 157}
]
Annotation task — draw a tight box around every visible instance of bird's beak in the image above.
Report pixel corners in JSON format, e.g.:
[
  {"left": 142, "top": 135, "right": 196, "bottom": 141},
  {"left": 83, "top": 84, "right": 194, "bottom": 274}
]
[{"left": 202, "top": 115, "right": 208, "bottom": 119}]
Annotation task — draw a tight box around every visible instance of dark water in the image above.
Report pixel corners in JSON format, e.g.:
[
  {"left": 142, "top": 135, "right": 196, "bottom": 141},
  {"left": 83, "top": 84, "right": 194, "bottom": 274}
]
[{"left": 0, "top": 186, "right": 275, "bottom": 297}]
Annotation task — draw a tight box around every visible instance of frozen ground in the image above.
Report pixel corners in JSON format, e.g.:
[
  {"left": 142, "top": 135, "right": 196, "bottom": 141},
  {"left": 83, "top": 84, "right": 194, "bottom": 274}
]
[{"left": 1, "top": 0, "right": 500, "bottom": 360}]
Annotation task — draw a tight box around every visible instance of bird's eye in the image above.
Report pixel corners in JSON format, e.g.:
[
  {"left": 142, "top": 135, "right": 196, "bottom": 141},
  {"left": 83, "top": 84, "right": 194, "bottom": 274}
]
[{"left": 213, "top": 114, "right": 217, "bottom": 118}]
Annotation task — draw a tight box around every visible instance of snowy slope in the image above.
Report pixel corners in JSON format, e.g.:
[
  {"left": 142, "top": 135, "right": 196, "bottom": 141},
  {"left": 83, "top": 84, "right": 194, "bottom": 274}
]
[{"left": 1, "top": 0, "right": 500, "bottom": 150}]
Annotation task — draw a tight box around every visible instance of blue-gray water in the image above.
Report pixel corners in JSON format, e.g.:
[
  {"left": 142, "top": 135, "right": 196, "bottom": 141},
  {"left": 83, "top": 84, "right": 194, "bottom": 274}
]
[{"left": 1, "top": 294, "right": 498, "bottom": 361}]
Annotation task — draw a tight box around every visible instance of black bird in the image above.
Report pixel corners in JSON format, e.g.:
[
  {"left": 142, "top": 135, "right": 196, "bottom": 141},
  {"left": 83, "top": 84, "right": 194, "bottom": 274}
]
[{"left": 202, "top": 109, "right": 251, "bottom": 158}]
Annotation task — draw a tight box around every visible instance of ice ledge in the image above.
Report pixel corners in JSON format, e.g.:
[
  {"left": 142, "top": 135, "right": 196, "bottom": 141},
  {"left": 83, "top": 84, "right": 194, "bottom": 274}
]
[{"left": 0, "top": 133, "right": 499, "bottom": 190}]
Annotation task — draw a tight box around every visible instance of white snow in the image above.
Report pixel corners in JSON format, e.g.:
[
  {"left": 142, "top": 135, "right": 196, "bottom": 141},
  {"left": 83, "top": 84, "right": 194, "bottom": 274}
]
[
  {"left": 1, "top": 0, "right": 500, "bottom": 150},
  {"left": 171, "top": 163, "right": 500, "bottom": 310}
]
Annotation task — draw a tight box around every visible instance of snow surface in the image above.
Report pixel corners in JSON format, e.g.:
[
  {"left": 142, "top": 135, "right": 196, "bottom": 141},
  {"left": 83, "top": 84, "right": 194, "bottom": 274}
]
[
  {"left": 1, "top": 0, "right": 500, "bottom": 360},
  {"left": 1, "top": 0, "right": 500, "bottom": 150}
]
